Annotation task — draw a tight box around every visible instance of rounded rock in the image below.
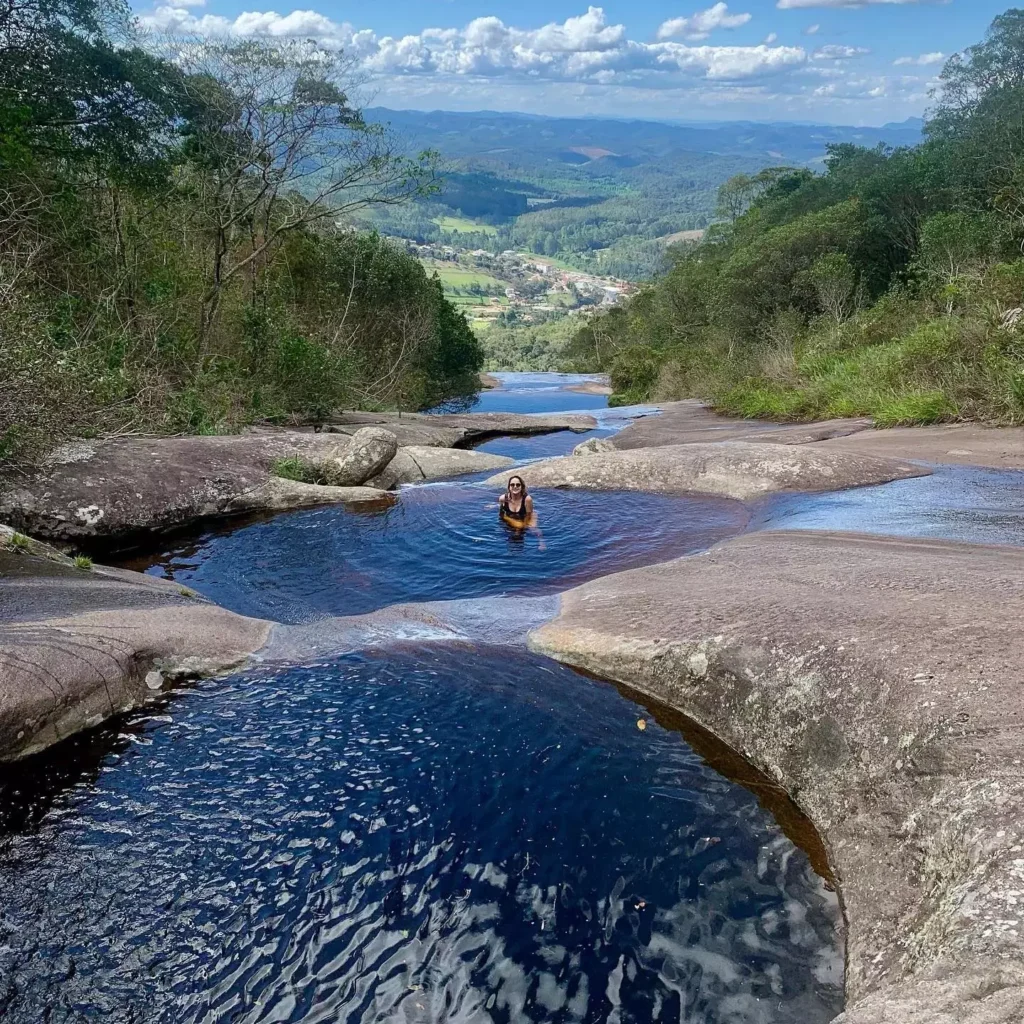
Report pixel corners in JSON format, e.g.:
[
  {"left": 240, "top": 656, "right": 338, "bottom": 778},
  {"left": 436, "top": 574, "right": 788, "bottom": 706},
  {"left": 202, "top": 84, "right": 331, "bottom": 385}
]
[
  {"left": 573, "top": 437, "right": 617, "bottom": 457},
  {"left": 321, "top": 427, "right": 399, "bottom": 487}
]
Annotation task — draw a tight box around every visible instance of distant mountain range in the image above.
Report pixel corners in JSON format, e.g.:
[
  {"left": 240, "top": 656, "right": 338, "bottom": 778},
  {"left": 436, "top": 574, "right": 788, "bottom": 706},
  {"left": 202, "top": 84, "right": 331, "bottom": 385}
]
[{"left": 367, "top": 108, "right": 925, "bottom": 170}]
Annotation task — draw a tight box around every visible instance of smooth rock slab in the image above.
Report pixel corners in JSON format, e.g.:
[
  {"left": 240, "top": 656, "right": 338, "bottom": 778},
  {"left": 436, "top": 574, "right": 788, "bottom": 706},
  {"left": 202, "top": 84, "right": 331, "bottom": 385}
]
[
  {"left": 609, "top": 399, "right": 872, "bottom": 450},
  {"left": 530, "top": 530, "right": 1024, "bottom": 1023},
  {"left": 0, "top": 430, "right": 390, "bottom": 549},
  {"left": 367, "top": 446, "right": 514, "bottom": 489},
  {"left": 324, "top": 410, "right": 597, "bottom": 448},
  {"left": 484, "top": 440, "right": 929, "bottom": 500},
  {"left": 0, "top": 549, "right": 270, "bottom": 760},
  {"left": 818, "top": 422, "right": 1024, "bottom": 471}
]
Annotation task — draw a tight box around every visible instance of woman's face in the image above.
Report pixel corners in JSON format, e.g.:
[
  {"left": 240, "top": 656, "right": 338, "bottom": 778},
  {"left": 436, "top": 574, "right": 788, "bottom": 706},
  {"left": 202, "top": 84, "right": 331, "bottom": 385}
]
[{"left": 508, "top": 478, "right": 524, "bottom": 498}]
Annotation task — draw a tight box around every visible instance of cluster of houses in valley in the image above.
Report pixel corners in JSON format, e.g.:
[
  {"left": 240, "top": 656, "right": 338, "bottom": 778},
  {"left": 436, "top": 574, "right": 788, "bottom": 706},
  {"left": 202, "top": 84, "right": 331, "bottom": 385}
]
[{"left": 402, "top": 239, "right": 633, "bottom": 327}]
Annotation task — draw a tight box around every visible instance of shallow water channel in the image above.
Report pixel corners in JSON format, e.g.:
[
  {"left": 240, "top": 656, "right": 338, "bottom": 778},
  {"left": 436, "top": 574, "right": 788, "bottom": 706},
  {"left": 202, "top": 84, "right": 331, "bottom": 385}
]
[{"left": 0, "top": 374, "right": 845, "bottom": 1023}]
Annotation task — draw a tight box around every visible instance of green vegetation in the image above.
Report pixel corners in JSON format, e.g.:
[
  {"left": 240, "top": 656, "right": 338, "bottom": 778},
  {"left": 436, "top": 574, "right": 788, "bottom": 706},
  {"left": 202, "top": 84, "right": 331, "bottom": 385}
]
[
  {"left": 437, "top": 215, "right": 498, "bottom": 236},
  {"left": 270, "top": 457, "right": 321, "bottom": 485},
  {"left": 565, "top": 11, "right": 1024, "bottom": 425},
  {"left": 426, "top": 263, "right": 506, "bottom": 291},
  {"left": 8, "top": 533, "right": 31, "bottom": 551},
  {"left": 0, "top": 1, "right": 483, "bottom": 467},
  {"left": 73, "top": 555, "right": 93, "bottom": 570},
  {"left": 480, "top": 317, "right": 581, "bottom": 372}
]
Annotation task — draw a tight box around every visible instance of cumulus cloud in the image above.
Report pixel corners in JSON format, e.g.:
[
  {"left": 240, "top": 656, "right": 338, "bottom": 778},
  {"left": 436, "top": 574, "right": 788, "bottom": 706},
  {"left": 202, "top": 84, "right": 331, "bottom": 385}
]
[
  {"left": 812, "top": 44, "right": 869, "bottom": 59},
  {"left": 141, "top": 4, "right": 807, "bottom": 84},
  {"left": 893, "top": 51, "right": 944, "bottom": 66},
  {"left": 763, "top": 31, "right": 778, "bottom": 42},
  {"left": 656, "top": 3, "right": 752, "bottom": 42}
]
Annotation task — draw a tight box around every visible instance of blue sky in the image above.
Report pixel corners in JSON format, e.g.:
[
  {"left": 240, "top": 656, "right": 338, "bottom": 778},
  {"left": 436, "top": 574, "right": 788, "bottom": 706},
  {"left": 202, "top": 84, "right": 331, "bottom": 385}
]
[{"left": 138, "top": 0, "right": 1011, "bottom": 124}]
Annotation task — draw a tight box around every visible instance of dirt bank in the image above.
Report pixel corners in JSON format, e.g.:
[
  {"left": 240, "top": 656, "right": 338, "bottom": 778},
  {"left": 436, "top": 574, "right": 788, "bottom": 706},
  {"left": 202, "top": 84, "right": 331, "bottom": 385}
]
[{"left": 566, "top": 379, "right": 613, "bottom": 396}]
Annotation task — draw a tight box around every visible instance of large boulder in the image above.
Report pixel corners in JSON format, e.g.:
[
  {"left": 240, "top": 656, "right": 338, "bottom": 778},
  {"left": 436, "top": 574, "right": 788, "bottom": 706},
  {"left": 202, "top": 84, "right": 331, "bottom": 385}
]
[
  {"left": 484, "top": 441, "right": 929, "bottom": 501},
  {"left": 530, "top": 531, "right": 1024, "bottom": 1024},
  {"left": 572, "top": 437, "right": 617, "bottom": 456},
  {"left": 320, "top": 426, "right": 398, "bottom": 486}
]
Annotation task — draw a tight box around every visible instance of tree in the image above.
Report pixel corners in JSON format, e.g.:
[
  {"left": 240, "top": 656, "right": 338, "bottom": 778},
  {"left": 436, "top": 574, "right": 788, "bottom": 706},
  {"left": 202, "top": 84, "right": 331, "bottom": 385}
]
[
  {"left": 928, "top": 10, "right": 1024, "bottom": 239},
  {"left": 914, "top": 211, "right": 999, "bottom": 311},
  {"left": 0, "top": 0, "right": 185, "bottom": 174},
  {"left": 807, "top": 252, "right": 858, "bottom": 325},
  {"left": 716, "top": 174, "right": 754, "bottom": 222},
  {"left": 176, "top": 40, "right": 438, "bottom": 343},
  {"left": 716, "top": 167, "right": 799, "bottom": 223}
]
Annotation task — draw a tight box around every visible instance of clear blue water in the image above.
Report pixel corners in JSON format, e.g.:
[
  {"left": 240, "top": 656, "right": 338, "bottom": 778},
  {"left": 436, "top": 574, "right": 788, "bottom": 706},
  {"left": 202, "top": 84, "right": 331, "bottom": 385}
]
[
  {"left": 447, "top": 373, "right": 611, "bottom": 416},
  {"left": 758, "top": 464, "right": 1024, "bottom": 548},
  {"left": 475, "top": 429, "right": 614, "bottom": 461},
  {"left": 0, "top": 374, "right": 845, "bottom": 1023},
  {"left": 0, "top": 649, "right": 842, "bottom": 1024},
  {"left": 135, "top": 486, "right": 750, "bottom": 623}
]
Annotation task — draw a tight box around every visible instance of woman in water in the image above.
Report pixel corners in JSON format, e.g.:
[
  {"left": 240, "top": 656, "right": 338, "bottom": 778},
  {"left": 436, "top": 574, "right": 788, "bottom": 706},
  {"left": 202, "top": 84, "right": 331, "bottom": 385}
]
[
  {"left": 498, "top": 475, "right": 533, "bottom": 525},
  {"left": 498, "top": 475, "right": 545, "bottom": 549}
]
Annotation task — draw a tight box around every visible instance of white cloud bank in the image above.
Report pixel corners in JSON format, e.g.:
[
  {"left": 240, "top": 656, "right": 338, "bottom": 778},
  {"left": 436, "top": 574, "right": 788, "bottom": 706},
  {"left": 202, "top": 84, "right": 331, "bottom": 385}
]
[
  {"left": 812, "top": 44, "right": 870, "bottom": 59},
  {"left": 894, "top": 51, "right": 944, "bottom": 65},
  {"left": 778, "top": 0, "right": 934, "bottom": 8},
  {"left": 143, "top": 5, "right": 807, "bottom": 83},
  {"left": 138, "top": 3, "right": 939, "bottom": 120}
]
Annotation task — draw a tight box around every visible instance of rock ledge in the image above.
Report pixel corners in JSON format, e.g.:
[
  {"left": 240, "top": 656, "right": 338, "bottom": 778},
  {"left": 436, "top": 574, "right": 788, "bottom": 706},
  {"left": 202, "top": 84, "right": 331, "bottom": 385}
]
[
  {"left": 531, "top": 530, "right": 1024, "bottom": 1023},
  {"left": 485, "top": 441, "right": 929, "bottom": 500}
]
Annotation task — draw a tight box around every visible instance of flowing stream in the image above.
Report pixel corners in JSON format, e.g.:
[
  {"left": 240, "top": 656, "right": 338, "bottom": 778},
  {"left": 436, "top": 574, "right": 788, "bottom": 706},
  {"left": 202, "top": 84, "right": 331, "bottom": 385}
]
[{"left": 0, "top": 374, "right": 845, "bottom": 1023}]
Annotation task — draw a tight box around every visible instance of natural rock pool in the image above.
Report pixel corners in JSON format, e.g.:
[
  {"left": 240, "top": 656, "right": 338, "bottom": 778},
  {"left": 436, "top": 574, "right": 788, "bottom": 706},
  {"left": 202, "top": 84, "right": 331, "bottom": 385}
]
[
  {"left": 0, "top": 374, "right": 845, "bottom": 1023},
  {"left": 127, "top": 485, "right": 750, "bottom": 623}
]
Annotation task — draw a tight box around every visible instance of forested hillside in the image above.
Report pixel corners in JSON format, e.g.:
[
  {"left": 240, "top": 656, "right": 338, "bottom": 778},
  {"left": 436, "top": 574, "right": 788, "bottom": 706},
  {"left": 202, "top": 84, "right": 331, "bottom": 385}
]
[
  {"left": 567, "top": 11, "right": 1024, "bottom": 426},
  {"left": 360, "top": 109, "right": 923, "bottom": 281},
  {"left": 0, "top": 0, "right": 482, "bottom": 466}
]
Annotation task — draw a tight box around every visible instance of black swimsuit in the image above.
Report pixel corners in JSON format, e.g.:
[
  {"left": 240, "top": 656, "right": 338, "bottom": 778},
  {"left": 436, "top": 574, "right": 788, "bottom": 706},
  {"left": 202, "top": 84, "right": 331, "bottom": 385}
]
[{"left": 500, "top": 496, "right": 529, "bottom": 523}]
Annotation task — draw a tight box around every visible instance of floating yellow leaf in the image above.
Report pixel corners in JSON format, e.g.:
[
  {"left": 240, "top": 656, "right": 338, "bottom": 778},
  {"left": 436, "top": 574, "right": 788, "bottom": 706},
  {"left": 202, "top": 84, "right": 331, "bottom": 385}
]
[{"left": 637, "top": 719, "right": 647, "bottom": 731}]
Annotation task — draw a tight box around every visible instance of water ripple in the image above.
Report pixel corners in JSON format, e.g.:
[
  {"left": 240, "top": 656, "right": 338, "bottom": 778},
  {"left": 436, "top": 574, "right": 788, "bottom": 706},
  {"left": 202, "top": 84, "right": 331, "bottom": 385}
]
[
  {"left": 0, "top": 648, "right": 842, "bottom": 1023},
  {"left": 131, "top": 486, "right": 750, "bottom": 623}
]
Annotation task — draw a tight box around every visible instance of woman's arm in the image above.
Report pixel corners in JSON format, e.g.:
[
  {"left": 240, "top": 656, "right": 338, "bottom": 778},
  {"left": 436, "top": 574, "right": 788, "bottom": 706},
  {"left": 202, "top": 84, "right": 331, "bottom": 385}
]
[{"left": 526, "top": 498, "right": 546, "bottom": 550}]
